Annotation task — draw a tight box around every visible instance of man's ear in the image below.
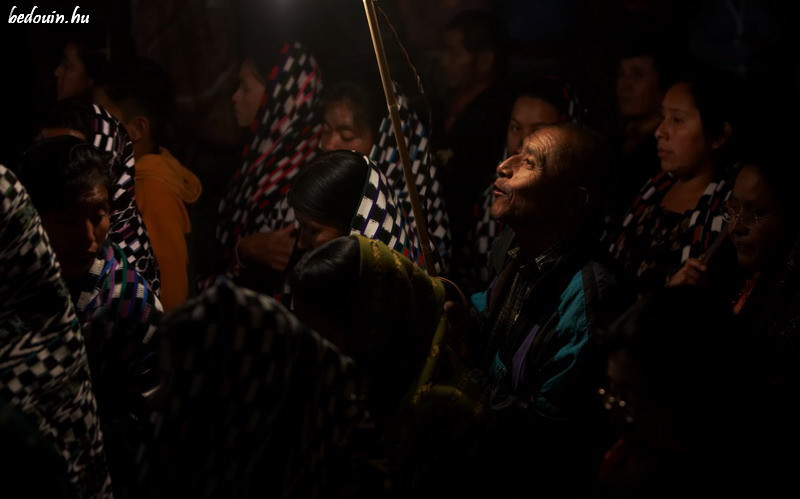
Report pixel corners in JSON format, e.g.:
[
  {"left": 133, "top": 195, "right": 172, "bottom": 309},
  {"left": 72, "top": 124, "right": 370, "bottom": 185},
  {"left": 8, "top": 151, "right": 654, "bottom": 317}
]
[
  {"left": 711, "top": 122, "right": 732, "bottom": 150},
  {"left": 125, "top": 115, "right": 150, "bottom": 143},
  {"left": 475, "top": 49, "right": 495, "bottom": 74}
]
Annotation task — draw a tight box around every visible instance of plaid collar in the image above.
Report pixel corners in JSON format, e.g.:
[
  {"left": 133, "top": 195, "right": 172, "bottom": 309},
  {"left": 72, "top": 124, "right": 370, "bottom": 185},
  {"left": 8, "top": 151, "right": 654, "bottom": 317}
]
[{"left": 508, "top": 235, "right": 581, "bottom": 281}]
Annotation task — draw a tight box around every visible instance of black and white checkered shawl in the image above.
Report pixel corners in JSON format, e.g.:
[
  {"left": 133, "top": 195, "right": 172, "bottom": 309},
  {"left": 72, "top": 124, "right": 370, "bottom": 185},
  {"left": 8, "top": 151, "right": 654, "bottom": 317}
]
[
  {"left": 136, "top": 276, "right": 358, "bottom": 498},
  {"left": 91, "top": 103, "right": 160, "bottom": 295},
  {"left": 0, "top": 165, "right": 112, "bottom": 498},
  {"left": 216, "top": 42, "right": 323, "bottom": 279},
  {"left": 350, "top": 155, "right": 424, "bottom": 266},
  {"left": 74, "top": 239, "right": 162, "bottom": 466},
  {"left": 368, "top": 82, "right": 451, "bottom": 270}
]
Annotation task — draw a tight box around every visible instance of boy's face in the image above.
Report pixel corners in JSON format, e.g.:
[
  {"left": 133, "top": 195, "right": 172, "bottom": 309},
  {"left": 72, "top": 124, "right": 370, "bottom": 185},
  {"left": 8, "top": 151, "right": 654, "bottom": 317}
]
[{"left": 440, "top": 29, "right": 481, "bottom": 91}]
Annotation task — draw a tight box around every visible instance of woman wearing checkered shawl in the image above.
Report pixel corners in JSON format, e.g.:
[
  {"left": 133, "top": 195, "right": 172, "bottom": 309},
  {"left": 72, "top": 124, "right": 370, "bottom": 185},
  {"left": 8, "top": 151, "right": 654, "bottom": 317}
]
[
  {"left": 319, "top": 77, "right": 452, "bottom": 271},
  {"left": 288, "top": 150, "right": 425, "bottom": 267},
  {"left": 38, "top": 98, "right": 161, "bottom": 294},
  {"left": 135, "top": 276, "right": 358, "bottom": 498},
  {"left": 214, "top": 42, "right": 323, "bottom": 285},
  {"left": 607, "top": 67, "right": 741, "bottom": 295},
  {"left": 90, "top": 103, "right": 161, "bottom": 295},
  {"left": 0, "top": 165, "right": 111, "bottom": 498},
  {"left": 14, "top": 136, "right": 161, "bottom": 495}
]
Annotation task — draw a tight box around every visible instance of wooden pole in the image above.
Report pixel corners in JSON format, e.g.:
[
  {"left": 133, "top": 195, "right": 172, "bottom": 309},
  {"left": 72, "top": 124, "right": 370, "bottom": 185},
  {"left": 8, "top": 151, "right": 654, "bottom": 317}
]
[{"left": 362, "top": 0, "right": 437, "bottom": 275}]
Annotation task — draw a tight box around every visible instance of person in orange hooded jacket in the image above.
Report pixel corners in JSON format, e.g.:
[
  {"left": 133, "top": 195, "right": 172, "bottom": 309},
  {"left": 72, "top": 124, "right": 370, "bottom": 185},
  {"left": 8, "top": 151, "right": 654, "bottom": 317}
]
[{"left": 95, "top": 56, "right": 202, "bottom": 310}]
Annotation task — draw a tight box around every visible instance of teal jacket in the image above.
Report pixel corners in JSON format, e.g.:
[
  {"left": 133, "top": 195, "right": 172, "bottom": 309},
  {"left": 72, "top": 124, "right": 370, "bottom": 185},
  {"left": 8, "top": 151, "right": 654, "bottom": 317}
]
[{"left": 471, "top": 236, "right": 630, "bottom": 495}]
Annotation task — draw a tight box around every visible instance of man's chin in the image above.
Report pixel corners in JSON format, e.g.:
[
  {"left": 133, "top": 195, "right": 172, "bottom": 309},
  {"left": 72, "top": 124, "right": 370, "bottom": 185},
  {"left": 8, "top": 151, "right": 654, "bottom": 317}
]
[{"left": 489, "top": 202, "right": 508, "bottom": 223}]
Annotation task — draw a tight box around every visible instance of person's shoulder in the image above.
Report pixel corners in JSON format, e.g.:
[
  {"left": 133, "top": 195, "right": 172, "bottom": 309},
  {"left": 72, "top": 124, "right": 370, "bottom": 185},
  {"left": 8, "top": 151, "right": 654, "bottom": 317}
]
[{"left": 579, "top": 255, "right": 635, "bottom": 328}]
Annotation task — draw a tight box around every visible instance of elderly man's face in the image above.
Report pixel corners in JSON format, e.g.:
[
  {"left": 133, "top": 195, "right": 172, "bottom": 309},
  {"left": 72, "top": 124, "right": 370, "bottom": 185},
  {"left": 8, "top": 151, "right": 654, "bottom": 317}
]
[{"left": 491, "top": 130, "right": 565, "bottom": 227}]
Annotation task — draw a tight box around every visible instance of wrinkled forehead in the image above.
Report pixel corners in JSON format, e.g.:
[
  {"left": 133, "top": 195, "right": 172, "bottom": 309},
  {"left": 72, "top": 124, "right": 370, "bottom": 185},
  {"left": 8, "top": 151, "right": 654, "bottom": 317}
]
[{"left": 522, "top": 127, "right": 563, "bottom": 163}]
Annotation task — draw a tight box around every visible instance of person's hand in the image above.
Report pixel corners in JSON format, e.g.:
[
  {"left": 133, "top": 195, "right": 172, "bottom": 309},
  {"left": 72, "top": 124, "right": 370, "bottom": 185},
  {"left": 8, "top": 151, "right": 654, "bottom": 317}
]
[
  {"left": 668, "top": 258, "right": 708, "bottom": 287},
  {"left": 236, "top": 225, "right": 296, "bottom": 273}
]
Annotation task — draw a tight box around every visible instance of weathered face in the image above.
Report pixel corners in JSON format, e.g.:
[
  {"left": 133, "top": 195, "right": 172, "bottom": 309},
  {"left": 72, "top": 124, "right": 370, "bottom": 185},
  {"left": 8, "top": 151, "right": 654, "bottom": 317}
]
[
  {"left": 491, "top": 130, "right": 566, "bottom": 228},
  {"left": 616, "top": 56, "right": 663, "bottom": 119},
  {"left": 440, "top": 29, "right": 479, "bottom": 90},
  {"left": 54, "top": 42, "right": 92, "bottom": 100},
  {"left": 654, "top": 83, "right": 714, "bottom": 178},
  {"left": 320, "top": 101, "right": 374, "bottom": 156},
  {"left": 727, "top": 165, "right": 789, "bottom": 274},
  {"left": 231, "top": 60, "right": 266, "bottom": 127},
  {"left": 295, "top": 211, "right": 348, "bottom": 252},
  {"left": 40, "top": 184, "right": 110, "bottom": 280},
  {"left": 506, "top": 96, "right": 561, "bottom": 155}
]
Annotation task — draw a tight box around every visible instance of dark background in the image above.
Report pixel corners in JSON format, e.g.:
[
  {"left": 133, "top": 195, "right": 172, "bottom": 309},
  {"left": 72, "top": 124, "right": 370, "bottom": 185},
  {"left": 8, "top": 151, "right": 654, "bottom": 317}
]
[
  {"left": 4, "top": 0, "right": 799, "bottom": 161},
  {"left": 3, "top": 0, "right": 799, "bottom": 275}
]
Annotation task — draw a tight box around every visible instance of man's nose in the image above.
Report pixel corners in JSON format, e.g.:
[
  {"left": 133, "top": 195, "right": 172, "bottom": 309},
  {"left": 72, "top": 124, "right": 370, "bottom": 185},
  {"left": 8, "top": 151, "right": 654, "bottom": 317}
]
[{"left": 496, "top": 155, "right": 517, "bottom": 176}]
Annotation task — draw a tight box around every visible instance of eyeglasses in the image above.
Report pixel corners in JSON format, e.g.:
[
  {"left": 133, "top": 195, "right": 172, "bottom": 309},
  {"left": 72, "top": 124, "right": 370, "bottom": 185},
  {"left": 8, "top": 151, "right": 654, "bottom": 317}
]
[{"left": 721, "top": 205, "right": 765, "bottom": 228}]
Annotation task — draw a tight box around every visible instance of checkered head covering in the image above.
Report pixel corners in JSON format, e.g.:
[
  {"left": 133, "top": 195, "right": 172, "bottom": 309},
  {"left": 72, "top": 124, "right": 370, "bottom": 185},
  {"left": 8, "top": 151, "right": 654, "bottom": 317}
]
[
  {"left": 0, "top": 165, "right": 111, "bottom": 497},
  {"left": 368, "top": 82, "right": 451, "bottom": 269},
  {"left": 91, "top": 103, "right": 161, "bottom": 295},
  {"left": 136, "top": 276, "right": 358, "bottom": 498},
  {"left": 350, "top": 154, "right": 424, "bottom": 266},
  {"left": 216, "top": 42, "right": 323, "bottom": 278}
]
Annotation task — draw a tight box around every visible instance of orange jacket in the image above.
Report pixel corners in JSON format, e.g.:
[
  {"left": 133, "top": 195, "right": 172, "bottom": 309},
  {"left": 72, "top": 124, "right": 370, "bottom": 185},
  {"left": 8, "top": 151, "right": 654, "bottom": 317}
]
[{"left": 135, "top": 148, "right": 202, "bottom": 311}]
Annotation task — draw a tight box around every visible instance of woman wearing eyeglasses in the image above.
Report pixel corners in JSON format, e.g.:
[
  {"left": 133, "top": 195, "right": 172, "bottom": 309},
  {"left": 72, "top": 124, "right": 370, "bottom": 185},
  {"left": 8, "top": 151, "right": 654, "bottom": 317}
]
[
  {"left": 669, "top": 155, "right": 799, "bottom": 319},
  {"left": 661, "top": 152, "right": 800, "bottom": 493}
]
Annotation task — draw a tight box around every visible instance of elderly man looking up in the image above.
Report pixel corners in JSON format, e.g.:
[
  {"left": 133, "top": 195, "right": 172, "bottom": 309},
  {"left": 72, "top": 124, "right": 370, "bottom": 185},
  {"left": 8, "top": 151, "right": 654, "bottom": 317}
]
[{"left": 472, "top": 122, "right": 629, "bottom": 496}]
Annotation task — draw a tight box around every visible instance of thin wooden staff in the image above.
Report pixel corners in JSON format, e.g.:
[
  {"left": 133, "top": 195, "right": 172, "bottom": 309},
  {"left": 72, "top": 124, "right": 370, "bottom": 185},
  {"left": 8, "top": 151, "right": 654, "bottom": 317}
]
[{"left": 361, "top": 0, "right": 438, "bottom": 276}]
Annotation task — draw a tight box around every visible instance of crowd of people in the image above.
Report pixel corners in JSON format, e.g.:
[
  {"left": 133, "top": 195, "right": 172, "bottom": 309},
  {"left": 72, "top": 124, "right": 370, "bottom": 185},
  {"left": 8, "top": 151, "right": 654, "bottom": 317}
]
[{"left": 2, "top": 3, "right": 800, "bottom": 498}]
